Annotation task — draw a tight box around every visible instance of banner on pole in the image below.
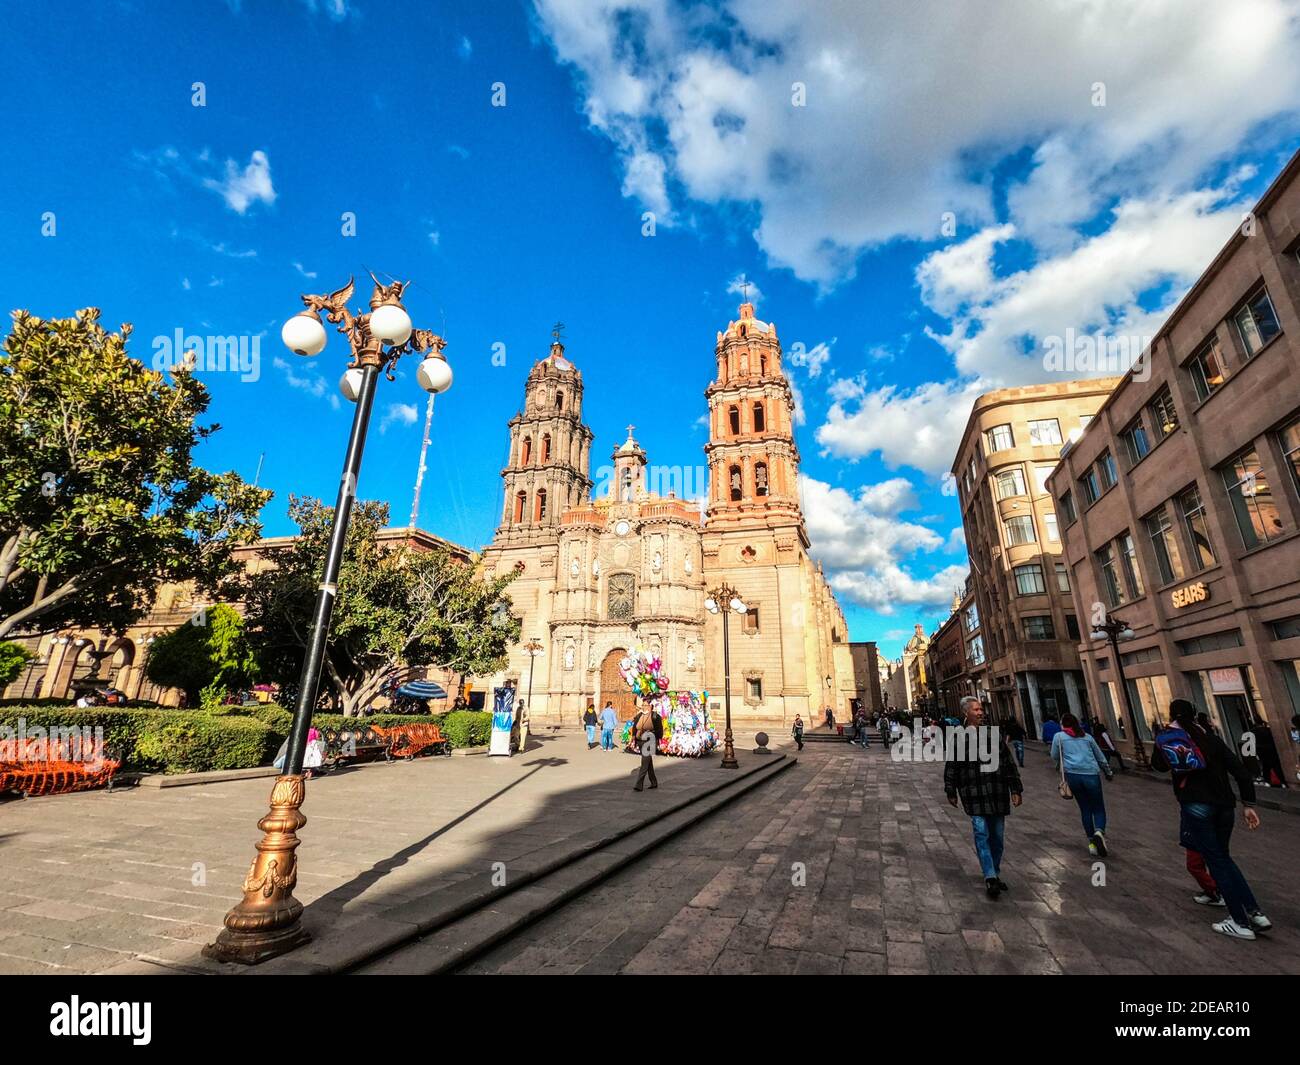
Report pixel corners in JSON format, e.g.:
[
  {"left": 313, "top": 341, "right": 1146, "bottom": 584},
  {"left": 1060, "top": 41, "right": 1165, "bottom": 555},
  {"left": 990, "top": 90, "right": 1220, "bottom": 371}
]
[{"left": 489, "top": 686, "right": 516, "bottom": 757}]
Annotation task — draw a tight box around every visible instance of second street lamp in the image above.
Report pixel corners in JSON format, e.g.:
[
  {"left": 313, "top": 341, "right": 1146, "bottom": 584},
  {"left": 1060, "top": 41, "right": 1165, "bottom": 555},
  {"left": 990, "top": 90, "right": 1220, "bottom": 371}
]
[
  {"left": 706, "top": 583, "right": 746, "bottom": 769},
  {"left": 204, "top": 273, "right": 451, "bottom": 966},
  {"left": 1089, "top": 614, "right": 1149, "bottom": 769}
]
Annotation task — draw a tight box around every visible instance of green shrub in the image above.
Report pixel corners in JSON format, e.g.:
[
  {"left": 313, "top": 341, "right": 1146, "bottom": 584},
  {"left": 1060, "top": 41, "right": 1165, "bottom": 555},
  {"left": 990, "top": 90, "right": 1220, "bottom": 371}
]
[
  {"left": 0, "top": 705, "right": 276, "bottom": 774},
  {"left": 441, "top": 710, "right": 492, "bottom": 748}
]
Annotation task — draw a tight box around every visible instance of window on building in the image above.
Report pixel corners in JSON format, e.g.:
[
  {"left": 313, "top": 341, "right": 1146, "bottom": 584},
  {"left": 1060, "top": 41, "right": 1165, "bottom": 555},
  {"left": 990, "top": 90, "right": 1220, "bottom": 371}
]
[
  {"left": 985, "top": 424, "right": 1014, "bottom": 452},
  {"left": 1043, "top": 512, "right": 1059, "bottom": 543},
  {"left": 1055, "top": 562, "right": 1070, "bottom": 592},
  {"left": 1028, "top": 419, "right": 1063, "bottom": 446},
  {"left": 1097, "top": 543, "right": 1126, "bottom": 607},
  {"left": 1233, "top": 286, "right": 1282, "bottom": 356},
  {"left": 1065, "top": 614, "right": 1081, "bottom": 640},
  {"left": 1098, "top": 450, "right": 1118, "bottom": 491},
  {"left": 1222, "top": 449, "right": 1283, "bottom": 549},
  {"left": 520, "top": 437, "right": 533, "bottom": 465},
  {"left": 755, "top": 462, "right": 769, "bottom": 497},
  {"left": 1177, "top": 486, "right": 1217, "bottom": 571},
  {"left": 1078, "top": 415, "right": 1093, "bottom": 431},
  {"left": 746, "top": 677, "right": 763, "bottom": 700},
  {"left": 728, "top": 406, "right": 741, "bottom": 435},
  {"left": 1118, "top": 531, "right": 1145, "bottom": 598},
  {"left": 541, "top": 434, "right": 551, "bottom": 462},
  {"left": 1003, "top": 515, "right": 1037, "bottom": 546},
  {"left": 1148, "top": 386, "right": 1180, "bottom": 440},
  {"left": 1175, "top": 629, "right": 1244, "bottom": 655},
  {"left": 1143, "top": 505, "right": 1185, "bottom": 585},
  {"left": 1120, "top": 417, "right": 1150, "bottom": 467},
  {"left": 963, "top": 603, "right": 980, "bottom": 633},
  {"left": 1187, "top": 337, "right": 1229, "bottom": 401},
  {"left": 1059, "top": 490, "right": 1077, "bottom": 525},
  {"left": 728, "top": 465, "right": 743, "bottom": 502},
  {"left": 967, "top": 635, "right": 986, "bottom": 666},
  {"left": 535, "top": 488, "right": 548, "bottom": 521},
  {"left": 1079, "top": 468, "right": 1100, "bottom": 506},
  {"left": 513, "top": 491, "right": 527, "bottom": 523},
  {"left": 1280, "top": 418, "right": 1300, "bottom": 499},
  {"left": 1033, "top": 465, "right": 1054, "bottom": 495},
  {"left": 965, "top": 456, "right": 977, "bottom": 494},
  {"left": 1023, "top": 615, "right": 1056, "bottom": 640},
  {"left": 555, "top": 390, "right": 565, "bottom": 411},
  {"left": 1013, "top": 563, "right": 1046, "bottom": 594},
  {"left": 753, "top": 402, "right": 766, "bottom": 433},
  {"left": 1268, "top": 616, "right": 1300, "bottom": 640},
  {"left": 744, "top": 607, "right": 760, "bottom": 634},
  {"left": 994, "top": 467, "right": 1026, "bottom": 500}
]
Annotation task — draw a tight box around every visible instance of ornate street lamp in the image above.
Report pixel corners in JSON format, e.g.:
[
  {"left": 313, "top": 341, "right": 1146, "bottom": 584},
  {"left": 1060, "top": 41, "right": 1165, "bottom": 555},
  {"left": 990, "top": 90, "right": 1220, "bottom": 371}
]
[
  {"left": 522, "top": 637, "right": 543, "bottom": 728},
  {"left": 1089, "top": 614, "right": 1148, "bottom": 768},
  {"left": 705, "top": 583, "right": 747, "bottom": 769},
  {"left": 204, "top": 274, "right": 451, "bottom": 965}
]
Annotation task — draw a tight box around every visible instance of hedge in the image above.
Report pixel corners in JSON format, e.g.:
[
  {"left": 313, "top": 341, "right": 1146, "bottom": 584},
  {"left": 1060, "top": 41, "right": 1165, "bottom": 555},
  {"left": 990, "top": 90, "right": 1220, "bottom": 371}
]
[
  {"left": 441, "top": 710, "right": 493, "bottom": 748},
  {"left": 0, "top": 706, "right": 276, "bottom": 775}
]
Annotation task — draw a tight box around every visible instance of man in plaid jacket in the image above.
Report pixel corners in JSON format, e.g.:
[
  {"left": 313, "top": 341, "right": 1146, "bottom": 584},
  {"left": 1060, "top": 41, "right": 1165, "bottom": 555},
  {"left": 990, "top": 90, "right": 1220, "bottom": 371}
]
[{"left": 945, "top": 696, "right": 1024, "bottom": 899}]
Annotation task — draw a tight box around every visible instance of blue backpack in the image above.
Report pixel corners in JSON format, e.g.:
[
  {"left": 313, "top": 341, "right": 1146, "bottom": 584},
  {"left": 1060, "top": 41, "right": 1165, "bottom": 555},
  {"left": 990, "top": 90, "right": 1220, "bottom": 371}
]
[{"left": 1153, "top": 724, "right": 1206, "bottom": 774}]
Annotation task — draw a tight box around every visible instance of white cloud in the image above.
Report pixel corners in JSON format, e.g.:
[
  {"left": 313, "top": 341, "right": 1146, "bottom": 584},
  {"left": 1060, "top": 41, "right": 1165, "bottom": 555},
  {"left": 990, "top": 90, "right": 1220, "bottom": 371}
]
[
  {"left": 293, "top": 261, "right": 317, "bottom": 279},
  {"left": 726, "top": 273, "right": 763, "bottom": 305},
  {"left": 203, "top": 150, "right": 276, "bottom": 214},
  {"left": 181, "top": 277, "right": 191, "bottom": 291},
  {"left": 273, "top": 356, "right": 327, "bottom": 398},
  {"left": 299, "top": 0, "right": 351, "bottom": 20},
  {"left": 801, "top": 475, "right": 968, "bottom": 613},
  {"left": 788, "top": 339, "right": 832, "bottom": 379},
  {"left": 458, "top": 35, "right": 473, "bottom": 60},
  {"left": 533, "top": 0, "right": 1300, "bottom": 288},
  {"left": 817, "top": 377, "right": 986, "bottom": 476},
  {"left": 380, "top": 402, "right": 419, "bottom": 434}
]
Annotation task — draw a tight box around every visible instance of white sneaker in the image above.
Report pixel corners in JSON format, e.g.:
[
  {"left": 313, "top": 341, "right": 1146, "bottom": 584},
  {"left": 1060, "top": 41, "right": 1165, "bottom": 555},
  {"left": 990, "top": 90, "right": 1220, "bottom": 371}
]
[
  {"left": 1212, "top": 918, "right": 1256, "bottom": 941},
  {"left": 1249, "top": 911, "right": 1272, "bottom": 932},
  {"left": 1193, "top": 893, "right": 1226, "bottom": 907}
]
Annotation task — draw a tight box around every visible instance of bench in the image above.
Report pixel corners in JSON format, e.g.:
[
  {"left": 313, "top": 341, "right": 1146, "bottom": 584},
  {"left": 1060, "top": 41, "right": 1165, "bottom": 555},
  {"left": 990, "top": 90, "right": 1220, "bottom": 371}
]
[
  {"left": 320, "top": 726, "right": 388, "bottom": 767},
  {"left": 0, "top": 739, "right": 122, "bottom": 798},
  {"left": 372, "top": 723, "right": 452, "bottom": 760}
]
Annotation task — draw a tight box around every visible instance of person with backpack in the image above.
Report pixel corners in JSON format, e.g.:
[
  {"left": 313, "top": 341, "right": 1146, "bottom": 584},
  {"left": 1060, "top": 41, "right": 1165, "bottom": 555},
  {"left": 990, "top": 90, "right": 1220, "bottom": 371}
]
[
  {"left": 582, "top": 704, "right": 599, "bottom": 749},
  {"left": 792, "top": 714, "right": 805, "bottom": 751},
  {"left": 1051, "top": 712, "right": 1114, "bottom": 856},
  {"left": 1150, "top": 699, "right": 1271, "bottom": 941},
  {"left": 632, "top": 700, "right": 663, "bottom": 792}
]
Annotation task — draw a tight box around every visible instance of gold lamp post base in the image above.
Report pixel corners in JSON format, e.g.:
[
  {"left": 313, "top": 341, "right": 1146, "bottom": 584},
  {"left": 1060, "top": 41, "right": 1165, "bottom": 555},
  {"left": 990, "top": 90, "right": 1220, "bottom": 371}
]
[
  {"left": 202, "top": 774, "right": 312, "bottom": 966},
  {"left": 721, "top": 727, "right": 739, "bottom": 769}
]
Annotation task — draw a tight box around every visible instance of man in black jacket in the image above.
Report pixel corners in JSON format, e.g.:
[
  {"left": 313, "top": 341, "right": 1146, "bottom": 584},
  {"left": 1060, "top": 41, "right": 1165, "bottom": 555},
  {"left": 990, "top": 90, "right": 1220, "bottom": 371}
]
[
  {"left": 1150, "top": 699, "right": 1271, "bottom": 941},
  {"left": 945, "top": 696, "right": 1023, "bottom": 899}
]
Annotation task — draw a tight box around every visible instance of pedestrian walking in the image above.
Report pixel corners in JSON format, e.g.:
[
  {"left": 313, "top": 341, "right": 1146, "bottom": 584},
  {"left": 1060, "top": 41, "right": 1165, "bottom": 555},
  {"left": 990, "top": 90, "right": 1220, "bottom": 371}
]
[
  {"left": 1150, "top": 699, "right": 1272, "bottom": 941},
  {"left": 1004, "top": 717, "right": 1026, "bottom": 767},
  {"left": 632, "top": 701, "right": 662, "bottom": 792},
  {"left": 1051, "top": 712, "right": 1114, "bottom": 856},
  {"left": 944, "top": 695, "right": 1023, "bottom": 899},
  {"left": 825, "top": 706, "right": 836, "bottom": 732},
  {"left": 792, "top": 714, "right": 804, "bottom": 751},
  {"left": 599, "top": 700, "right": 618, "bottom": 751},
  {"left": 582, "top": 704, "right": 598, "bottom": 749},
  {"left": 1040, "top": 715, "right": 1062, "bottom": 748},
  {"left": 1091, "top": 718, "right": 1124, "bottom": 771}
]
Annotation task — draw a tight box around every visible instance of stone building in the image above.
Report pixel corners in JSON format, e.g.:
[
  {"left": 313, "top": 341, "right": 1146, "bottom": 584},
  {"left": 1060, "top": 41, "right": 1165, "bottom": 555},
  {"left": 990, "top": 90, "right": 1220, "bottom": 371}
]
[
  {"left": 953, "top": 380, "right": 1119, "bottom": 732},
  {"left": 477, "top": 303, "right": 852, "bottom": 728},
  {"left": 1048, "top": 146, "right": 1300, "bottom": 777}
]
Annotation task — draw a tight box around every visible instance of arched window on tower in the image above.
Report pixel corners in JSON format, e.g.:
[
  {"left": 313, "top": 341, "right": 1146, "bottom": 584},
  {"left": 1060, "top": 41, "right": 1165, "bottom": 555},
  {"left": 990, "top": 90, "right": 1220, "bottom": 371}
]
[
  {"left": 621, "top": 468, "right": 633, "bottom": 502},
  {"left": 513, "top": 491, "right": 527, "bottom": 523},
  {"left": 753, "top": 402, "right": 765, "bottom": 433},
  {"left": 755, "top": 462, "right": 769, "bottom": 497},
  {"left": 728, "top": 405, "right": 741, "bottom": 435},
  {"left": 759, "top": 353, "right": 767, "bottom": 376},
  {"left": 542, "top": 434, "right": 552, "bottom": 462},
  {"left": 535, "top": 488, "right": 548, "bottom": 521},
  {"left": 555, "top": 390, "right": 564, "bottom": 411},
  {"left": 729, "top": 465, "right": 743, "bottom": 502},
  {"left": 521, "top": 437, "right": 533, "bottom": 465}
]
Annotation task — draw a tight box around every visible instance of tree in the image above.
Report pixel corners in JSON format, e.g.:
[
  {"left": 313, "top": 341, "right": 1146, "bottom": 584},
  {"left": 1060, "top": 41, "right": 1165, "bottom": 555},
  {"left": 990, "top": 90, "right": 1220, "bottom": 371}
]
[
  {"left": 144, "top": 604, "right": 257, "bottom": 706},
  {"left": 0, "top": 308, "right": 272, "bottom": 639},
  {"left": 242, "top": 496, "right": 520, "bottom": 717},
  {"left": 0, "top": 640, "right": 34, "bottom": 687}
]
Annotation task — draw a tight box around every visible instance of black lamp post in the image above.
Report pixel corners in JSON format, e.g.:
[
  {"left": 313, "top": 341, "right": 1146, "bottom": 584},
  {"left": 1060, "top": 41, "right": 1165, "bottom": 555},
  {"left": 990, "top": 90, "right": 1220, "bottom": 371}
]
[
  {"left": 204, "top": 274, "right": 452, "bottom": 965},
  {"left": 1090, "top": 614, "right": 1148, "bottom": 769},
  {"left": 706, "top": 582, "right": 746, "bottom": 769}
]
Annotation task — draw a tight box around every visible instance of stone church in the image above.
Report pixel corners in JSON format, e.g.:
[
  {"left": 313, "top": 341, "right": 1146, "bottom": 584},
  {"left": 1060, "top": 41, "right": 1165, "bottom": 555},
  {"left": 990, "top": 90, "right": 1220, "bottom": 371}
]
[{"left": 478, "top": 302, "right": 854, "bottom": 729}]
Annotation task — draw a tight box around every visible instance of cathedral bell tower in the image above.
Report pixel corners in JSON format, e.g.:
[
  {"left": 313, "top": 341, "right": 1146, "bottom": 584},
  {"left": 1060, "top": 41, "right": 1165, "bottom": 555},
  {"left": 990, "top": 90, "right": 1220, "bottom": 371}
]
[
  {"left": 703, "top": 302, "right": 805, "bottom": 537},
  {"left": 497, "top": 330, "right": 594, "bottom": 545}
]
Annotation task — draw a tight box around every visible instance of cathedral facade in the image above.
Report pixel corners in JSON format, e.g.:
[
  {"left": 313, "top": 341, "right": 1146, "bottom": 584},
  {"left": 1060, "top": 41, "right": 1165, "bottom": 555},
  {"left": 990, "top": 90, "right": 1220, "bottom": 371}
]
[{"left": 477, "top": 303, "right": 854, "bottom": 728}]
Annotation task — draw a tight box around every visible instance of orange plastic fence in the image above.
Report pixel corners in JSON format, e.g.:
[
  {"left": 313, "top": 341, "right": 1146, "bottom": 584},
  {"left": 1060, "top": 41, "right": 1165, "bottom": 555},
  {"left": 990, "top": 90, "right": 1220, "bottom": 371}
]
[
  {"left": 371, "top": 723, "right": 449, "bottom": 759},
  {"left": 0, "top": 739, "right": 120, "bottom": 797}
]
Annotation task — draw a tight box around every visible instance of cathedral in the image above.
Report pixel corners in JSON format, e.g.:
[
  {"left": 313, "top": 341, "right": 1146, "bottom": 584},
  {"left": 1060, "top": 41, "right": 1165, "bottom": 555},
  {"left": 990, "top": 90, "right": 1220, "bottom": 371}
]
[{"left": 478, "top": 302, "right": 854, "bottom": 729}]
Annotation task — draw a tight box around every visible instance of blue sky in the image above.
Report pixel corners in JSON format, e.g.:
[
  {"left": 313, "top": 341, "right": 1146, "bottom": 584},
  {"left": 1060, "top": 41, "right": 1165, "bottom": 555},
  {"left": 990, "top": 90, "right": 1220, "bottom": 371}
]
[{"left": 3, "top": 1, "right": 1299, "bottom": 658}]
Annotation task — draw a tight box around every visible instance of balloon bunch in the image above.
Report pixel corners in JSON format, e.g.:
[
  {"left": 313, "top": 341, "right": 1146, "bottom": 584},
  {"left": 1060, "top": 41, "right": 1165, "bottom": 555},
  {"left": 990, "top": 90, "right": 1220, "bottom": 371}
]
[{"left": 618, "top": 649, "right": 669, "bottom": 700}]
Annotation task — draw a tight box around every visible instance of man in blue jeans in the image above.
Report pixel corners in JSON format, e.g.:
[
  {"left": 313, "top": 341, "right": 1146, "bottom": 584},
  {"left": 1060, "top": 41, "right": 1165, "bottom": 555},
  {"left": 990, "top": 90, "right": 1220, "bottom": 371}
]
[
  {"left": 1151, "top": 699, "right": 1271, "bottom": 941},
  {"left": 599, "top": 700, "right": 619, "bottom": 751},
  {"left": 944, "top": 696, "right": 1023, "bottom": 899}
]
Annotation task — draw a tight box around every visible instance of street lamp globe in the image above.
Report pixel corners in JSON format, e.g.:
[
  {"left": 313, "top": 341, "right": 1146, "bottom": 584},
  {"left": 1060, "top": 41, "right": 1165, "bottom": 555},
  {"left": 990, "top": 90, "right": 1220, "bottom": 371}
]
[
  {"left": 339, "top": 367, "right": 365, "bottom": 403},
  {"left": 1119, "top": 626, "right": 1136, "bottom": 640},
  {"left": 416, "top": 352, "right": 453, "bottom": 395},
  {"left": 281, "top": 311, "right": 327, "bottom": 356},
  {"left": 730, "top": 597, "right": 747, "bottom": 614},
  {"left": 704, "top": 597, "right": 719, "bottom": 614},
  {"left": 369, "top": 303, "right": 413, "bottom": 346}
]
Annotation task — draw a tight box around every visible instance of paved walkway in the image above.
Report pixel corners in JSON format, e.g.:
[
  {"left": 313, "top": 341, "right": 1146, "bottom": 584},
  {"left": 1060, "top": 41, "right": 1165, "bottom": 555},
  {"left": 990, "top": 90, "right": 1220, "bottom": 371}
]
[
  {"left": 0, "top": 733, "right": 749, "bottom": 974},
  {"left": 463, "top": 741, "right": 1300, "bottom": 974}
]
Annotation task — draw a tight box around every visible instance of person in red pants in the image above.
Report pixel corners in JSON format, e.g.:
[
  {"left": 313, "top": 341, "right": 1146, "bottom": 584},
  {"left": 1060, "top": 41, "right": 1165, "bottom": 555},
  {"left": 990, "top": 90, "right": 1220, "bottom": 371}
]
[{"left": 1185, "top": 847, "right": 1223, "bottom": 908}]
